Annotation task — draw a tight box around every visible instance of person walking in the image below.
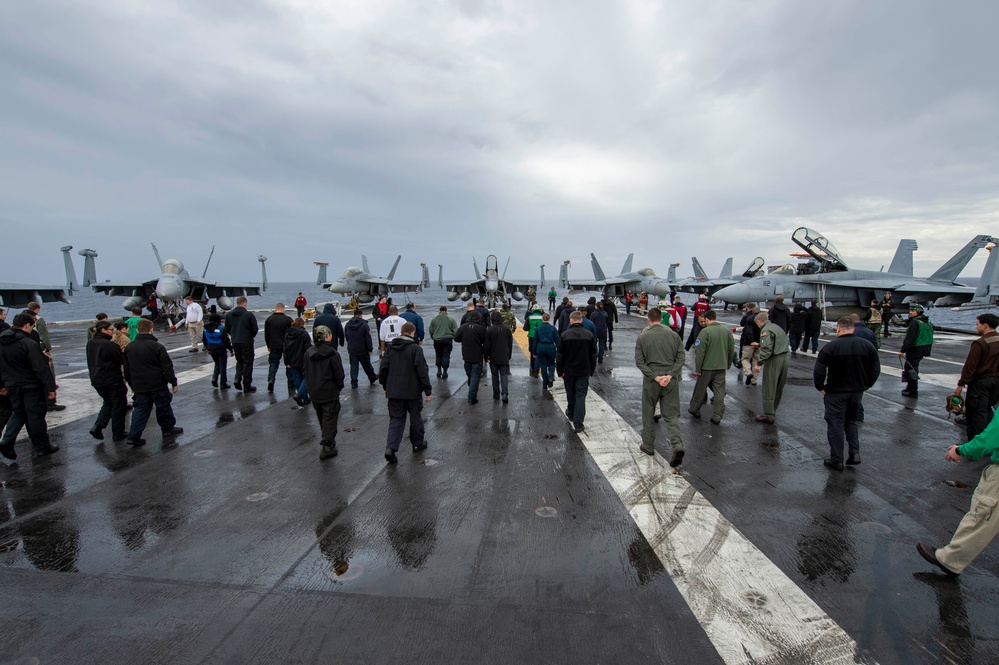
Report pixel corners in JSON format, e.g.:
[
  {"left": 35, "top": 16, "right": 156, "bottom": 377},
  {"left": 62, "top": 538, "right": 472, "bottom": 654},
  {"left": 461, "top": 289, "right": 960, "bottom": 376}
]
[
  {"left": 123, "top": 319, "right": 183, "bottom": 446},
  {"left": 87, "top": 313, "right": 109, "bottom": 341},
  {"left": 0, "top": 313, "right": 59, "bottom": 460},
  {"left": 752, "top": 311, "right": 789, "bottom": 424},
  {"left": 672, "top": 296, "right": 687, "bottom": 340},
  {"left": 501, "top": 304, "right": 517, "bottom": 334},
  {"left": 284, "top": 318, "right": 313, "bottom": 405},
  {"left": 863, "top": 299, "right": 883, "bottom": 348},
  {"left": 303, "top": 325, "right": 345, "bottom": 460},
  {"left": 685, "top": 294, "right": 710, "bottom": 352},
  {"left": 635, "top": 308, "right": 685, "bottom": 466},
  {"left": 225, "top": 296, "right": 259, "bottom": 392},
  {"left": 804, "top": 301, "right": 823, "bottom": 353},
  {"left": 453, "top": 311, "right": 487, "bottom": 404},
  {"left": 378, "top": 305, "right": 408, "bottom": 356},
  {"left": 589, "top": 301, "right": 609, "bottom": 364},
  {"left": 688, "top": 309, "right": 735, "bottom": 424},
  {"left": 916, "top": 414, "right": 999, "bottom": 577},
  {"left": 184, "top": 296, "right": 204, "bottom": 353},
  {"left": 126, "top": 307, "right": 144, "bottom": 341},
  {"left": 294, "top": 292, "right": 307, "bottom": 318},
  {"left": 548, "top": 287, "right": 558, "bottom": 312},
  {"left": 899, "top": 304, "right": 933, "bottom": 398},
  {"left": 789, "top": 303, "right": 807, "bottom": 355},
  {"left": 557, "top": 301, "right": 576, "bottom": 334},
  {"left": 768, "top": 295, "right": 791, "bottom": 333},
  {"left": 556, "top": 311, "right": 597, "bottom": 433},
  {"left": 313, "top": 303, "right": 346, "bottom": 349},
  {"left": 739, "top": 304, "right": 761, "bottom": 386},
  {"left": 812, "top": 317, "right": 880, "bottom": 471},
  {"left": 203, "top": 313, "right": 233, "bottom": 389},
  {"left": 535, "top": 313, "right": 560, "bottom": 390},
  {"left": 400, "top": 302, "right": 425, "bottom": 344},
  {"left": 343, "top": 309, "right": 378, "bottom": 389},
  {"left": 379, "top": 321, "right": 432, "bottom": 463},
  {"left": 523, "top": 304, "right": 545, "bottom": 377},
  {"left": 625, "top": 290, "right": 634, "bottom": 316},
  {"left": 601, "top": 296, "right": 618, "bottom": 350},
  {"left": 264, "top": 303, "right": 294, "bottom": 393},
  {"left": 24, "top": 302, "right": 63, "bottom": 412},
  {"left": 86, "top": 321, "right": 128, "bottom": 441},
  {"left": 486, "top": 310, "right": 513, "bottom": 403},
  {"left": 954, "top": 313, "right": 999, "bottom": 440},
  {"left": 428, "top": 306, "right": 458, "bottom": 379}
]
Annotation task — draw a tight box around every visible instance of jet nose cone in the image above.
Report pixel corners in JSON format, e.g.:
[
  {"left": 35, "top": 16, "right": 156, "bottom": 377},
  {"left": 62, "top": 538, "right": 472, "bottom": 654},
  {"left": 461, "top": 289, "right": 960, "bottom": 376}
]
[
  {"left": 157, "top": 279, "right": 182, "bottom": 303},
  {"left": 714, "top": 283, "right": 750, "bottom": 303},
  {"left": 486, "top": 280, "right": 498, "bottom": 292}
]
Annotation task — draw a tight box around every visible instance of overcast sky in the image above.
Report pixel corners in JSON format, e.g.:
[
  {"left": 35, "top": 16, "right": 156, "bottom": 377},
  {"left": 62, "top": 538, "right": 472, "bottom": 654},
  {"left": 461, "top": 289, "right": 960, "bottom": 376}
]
[{"left": 2, "top": 0, "right": 997, "bottom": 286}]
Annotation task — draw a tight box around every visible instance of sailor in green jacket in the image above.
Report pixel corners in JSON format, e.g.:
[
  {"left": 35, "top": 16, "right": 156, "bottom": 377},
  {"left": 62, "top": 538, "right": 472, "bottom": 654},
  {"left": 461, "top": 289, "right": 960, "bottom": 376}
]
[
  {"left": 428, "top": 306, "right": 458, "bottom": 378},
  {"left": 635, "top": 309, "right": 685, "bottom": 466},
  {"left": 752, "top": 312, "right": 790, "bottom": 424},
  {"left": 522, "top": 305, "right": 545, "bottom": 377},
  {"left": 689, "top": 309, "right": 735, "bottom": 424},
  {"left": 917, "top": 414, "right": 999, "bottom": 576}
]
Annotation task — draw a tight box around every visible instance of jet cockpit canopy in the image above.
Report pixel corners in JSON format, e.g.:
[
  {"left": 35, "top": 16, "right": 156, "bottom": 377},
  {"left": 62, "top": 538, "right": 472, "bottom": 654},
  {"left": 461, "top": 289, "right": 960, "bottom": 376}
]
[
  {"left": 637, "top": 268, "right": 656, "bottom": 277},
  {"left": 791, "top": 227, "right": 849, "bottom": 273},
  {"left": 162, "top": 259, "right": 184, "bottom": 275},
  {"left": 342, "top": 267, "right": 363, "bottom": 277},
  {"left": 743, "top": 257, "right": 765, "bottom": 277}
]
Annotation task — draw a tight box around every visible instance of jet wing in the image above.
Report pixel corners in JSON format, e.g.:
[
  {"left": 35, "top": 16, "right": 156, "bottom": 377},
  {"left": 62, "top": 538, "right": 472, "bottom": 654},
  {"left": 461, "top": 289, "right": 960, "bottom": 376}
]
[
  {"left": 0, "top": 283, "right": 71, "bottom": 307},
  {"left": 444, "top": 278, "right": 486, "bottom": 292},
  {"left": 798, "top": 276, "right": 974, "bottom": 295},
  {"left": 499, "top": 279, "right": 538, "bottom": 294},
  {"left": 91, "top": 280, "right": 158, "bottom": 297},
  {"left": 566, "top": 279, "right": 607, "bottom": 292},
  {"left": 186, "top": 277, "right": 264, "bottom": 298}
]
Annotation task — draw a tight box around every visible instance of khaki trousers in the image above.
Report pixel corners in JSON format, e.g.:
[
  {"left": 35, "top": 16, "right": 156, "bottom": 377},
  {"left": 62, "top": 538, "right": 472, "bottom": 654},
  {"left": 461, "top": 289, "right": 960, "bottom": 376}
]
[
  {"left": 741, "top": 346, "right": 759, "bottom": 385},
  {"left": 936, "top": 464, "right": 999, "bottom": 574},
  {"left": 188, "top": 320, "right": 204, "bottom": 350}
]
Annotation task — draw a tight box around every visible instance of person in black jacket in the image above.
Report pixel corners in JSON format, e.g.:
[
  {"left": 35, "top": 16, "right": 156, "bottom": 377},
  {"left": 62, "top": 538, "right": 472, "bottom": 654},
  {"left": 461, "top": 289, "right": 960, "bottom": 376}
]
[
  {"left": 453, "top": 311, "right": 487, "bottom": 404},
  {"left": 485, "top": 310, "right": 513, "bottom": 403},
  {"left": 224, "top": 296, "right": 259, "bottom": 392},
  {"left": 768, "top": 296, "right": 791, "bottom": 333},
  {"left": 557, "top": 311, "right": 598, "bottom": 433},
  {"left": 899, "top": 304, "right": 933, "bottom": 398},
  {"left": 122, "top": 319, "right": 183, "bottom": 446},
  {"left": 813, "top": 317, "right": 880, "bottom": 471},
  {"left": 303, "top": 325, "right": 345, "bottom": 460},
  {"left": 804, "top": 302, "right": 823, "bottom": 353},
  {"left": 86, "top": 321, "right": 127, "bottom": 441},
  {"left": 264, "top": 303, "right": 294, "bottom": 394},
  {"left": 0, "top": 314, "right": 58, "bottom": 459},
  {"left": 343, "top": 309, "right": 378, "bottom": 388},
  {"left": 739, "top": 305, "right": 761, "bottom": 386},
  {"left": 379, "top": 321, "right": 432, "bottom": 463},
  {"left": 284, "top": 318, "right": 313, "bottom": 405},
  {"left": 789, "top": 303, "right": 807, "bottom": 355},
  {"left": 589, "top": 302, "right": 609, "bottom": 363},
  {"left": 313, "top": 303, "right": 346, "bottom": 348},
  {"left": 601, "top": 297, "right": 618, "bottom": 350}
]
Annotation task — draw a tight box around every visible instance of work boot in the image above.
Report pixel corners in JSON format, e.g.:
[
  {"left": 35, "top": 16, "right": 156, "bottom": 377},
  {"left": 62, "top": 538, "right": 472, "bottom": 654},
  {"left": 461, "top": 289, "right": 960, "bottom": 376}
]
[
  {"left": 0, "top": 442, "right": 16, "bottom": 461},
  {"left": 846, "top": 454, "right": 861, "bottom": 466},
  {"left": 162, "top": 427, "right": 184, "bottom": 437},
  {"left": 89, "top": 426, "right": 104, "bottom": 440},
  {"left": 823, "top": 458, "right": 844, "bottom": 471},
  {"left": 384, "top": 448, "right": 398, "bottom": 464},
  {"left": 267, "top": 382, "right": 274, "bottom": 393},
  {"left": 244, "top": 385, "right": 258, "bottom": 393},
  {"left": 669, "top": 449, "right": 685, "bottom": 468},
  {"left": 320, "top": 444, "right": 338, "bottom": 460},
  {"left": 745, "top": 375, "right": 752, "bottom": 386}
]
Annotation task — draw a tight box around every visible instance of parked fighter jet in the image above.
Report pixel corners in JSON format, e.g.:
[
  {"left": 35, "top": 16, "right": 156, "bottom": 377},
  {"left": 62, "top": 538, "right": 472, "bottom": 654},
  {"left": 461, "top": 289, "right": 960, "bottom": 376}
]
[
  {"left": 712, "top": 227, "right": 998, "bottom": 315},
  {"left": 444, "top": 255, "right": 541, "bottom": 308},
  {"left": 92, "top": 244, "right": 267, "bottom": 319},
  {"left": 323, "top": 256, "right": 429, "bottom": 309},
  {"left": 676, "top": 256, "right": 765, "bottom": 296},
  {"left": 567, "top": 254, "right": 672, "bottom": 299},
  {"left": 0, "top": 246, "right": 87, "bottom": 308}
]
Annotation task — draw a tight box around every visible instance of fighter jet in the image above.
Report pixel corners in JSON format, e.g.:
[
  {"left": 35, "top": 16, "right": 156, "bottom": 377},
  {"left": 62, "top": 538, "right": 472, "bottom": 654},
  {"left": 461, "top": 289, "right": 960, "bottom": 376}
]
[
  {"left": 567, "top": 254, "right": 672, "bottom": 299},
  {"left": 92, "top": 244, "right": 267, "bottom": 317},
  {"left": 0, "top": 245, "right": 91, "bottom": 308},
  {"left": 444, "top": 255, "right": 541, "bottom": 308},
  {"left": 323, "top": 256, "right": 429, "bottom": 309},
  {"left": 676, "top": 256, "right": 766, "bottom": 297},
  {"left": 712, "top": 227, "right": 998, "bottom": 316}
]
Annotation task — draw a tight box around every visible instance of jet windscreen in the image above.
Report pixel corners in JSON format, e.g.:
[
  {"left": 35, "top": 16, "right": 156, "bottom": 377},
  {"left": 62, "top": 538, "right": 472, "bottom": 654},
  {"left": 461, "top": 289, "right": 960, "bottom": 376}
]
[
  {"left": 791, "top": 227, "right": 848, "bottom": 271},
  {"left": 637, "top": 268, "right": 656, "bottom": 277},
  {"left": 162, "top": 259, "right": 184, "bottom": 275}
]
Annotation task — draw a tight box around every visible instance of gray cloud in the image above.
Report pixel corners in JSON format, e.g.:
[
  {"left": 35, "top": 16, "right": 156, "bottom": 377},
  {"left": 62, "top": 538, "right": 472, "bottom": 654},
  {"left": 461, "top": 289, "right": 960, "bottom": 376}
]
[{"left": 1, "top": 0, "right": 997, "bottom": 285}]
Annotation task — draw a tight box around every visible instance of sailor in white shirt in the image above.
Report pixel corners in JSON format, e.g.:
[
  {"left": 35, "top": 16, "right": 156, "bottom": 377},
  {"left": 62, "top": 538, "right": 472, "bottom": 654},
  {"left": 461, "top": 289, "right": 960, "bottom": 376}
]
[
  {"left": 379, "top": 305, "right": 408, "bottom": 356},
  {"left": 184, "top": 296, "right": 205, "bottom": 352}
]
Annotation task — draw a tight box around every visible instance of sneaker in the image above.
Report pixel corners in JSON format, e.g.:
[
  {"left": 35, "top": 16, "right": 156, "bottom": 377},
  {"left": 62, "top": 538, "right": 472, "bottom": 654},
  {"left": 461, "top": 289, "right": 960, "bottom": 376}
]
[
  {"left": 89, "top": 426, "right": 104, "bottom": 440},
  {"left": 901, "top": 390, "right": 918, "bottom": 397},
  {"left": 320, "top": 445, "right": 338, "bottom": 460},
  {"left": 162, "top": 427, "right": 184, "bottom": 437},
  {"left": 385, "top": 448, "right": 398, "bottom": 464},
  {"left": 126, "top": 438, "right": 147, "bottom": 447}
]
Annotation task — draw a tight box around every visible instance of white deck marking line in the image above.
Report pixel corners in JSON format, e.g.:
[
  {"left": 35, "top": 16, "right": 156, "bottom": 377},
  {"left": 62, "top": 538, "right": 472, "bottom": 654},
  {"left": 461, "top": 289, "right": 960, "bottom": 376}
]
[
  {"left": 11, "top": 345, "right": 269, "bottom": 442},
  {"left": 56, "top": 343, "right": 225, "bottom": 379},
  {"left": 548, "top": 382, "right": 877, "bottom": 664}
]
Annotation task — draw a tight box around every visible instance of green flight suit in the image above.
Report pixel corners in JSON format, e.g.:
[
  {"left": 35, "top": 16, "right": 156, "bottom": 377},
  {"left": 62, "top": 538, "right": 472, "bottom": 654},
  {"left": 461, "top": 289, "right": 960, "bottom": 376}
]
[
  {"left": 757, "top": 321, "right": 789, "bottom": 418},
  {"left": 635, "top": 324, "right": 685, "bottom": 453},
  {"left": 689, "top": 321, "right": 735, "bottom": 422}
]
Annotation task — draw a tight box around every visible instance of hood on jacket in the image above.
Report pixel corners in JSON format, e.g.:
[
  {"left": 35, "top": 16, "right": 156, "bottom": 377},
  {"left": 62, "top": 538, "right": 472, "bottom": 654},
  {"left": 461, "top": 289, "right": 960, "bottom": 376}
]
[
  {"left": 308, "top": 341, "right": 339, "bottom": 360},
  {"left": 490, "top": 311, "right": 503, "bottom": 325},
  {"left": 323, "top": 304, "right": 336, "bottom": 315},
  {"left": 0, "top": 329, "right": 23, "bottom": 346},
  {"left": 389, "top": 335, "right": 416, "bottom": 349},
  {"left": 345, "top": 317, "right": 367, "bottom": 330},
  {"left": 228, "top": 307, "right": 246, "bottom": 317}
]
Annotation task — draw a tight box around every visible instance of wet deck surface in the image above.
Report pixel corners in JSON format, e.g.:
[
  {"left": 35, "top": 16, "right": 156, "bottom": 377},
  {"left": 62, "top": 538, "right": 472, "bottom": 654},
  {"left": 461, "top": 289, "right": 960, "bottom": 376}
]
[{"left": 2, "top": 310, "right": 998, "bottom": 664}]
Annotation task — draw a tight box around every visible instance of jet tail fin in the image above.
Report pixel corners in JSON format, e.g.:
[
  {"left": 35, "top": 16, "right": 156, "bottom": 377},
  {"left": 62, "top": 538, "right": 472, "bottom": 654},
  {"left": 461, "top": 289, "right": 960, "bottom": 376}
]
[
  {"left": 473, "top": 257, "right": 481, "bottom": 278},
  {"left": 692, "top": 257, "right": 708, "bottom": 279},
  {"left": 315, "top": 263, "right": 328, "bottom": 286},
  {"left": 258, "top": 255, "right": 268, "bottom": 291},
  {"left": 929, "top": 235, "right": 998, "bottom": 282},
  {"left": 667, "top": 262, "right": 680, "bottom": 284},
  {"left": 620, "top": 253, "right": 633, "bottom": 275},
  {"left": 202, "top": 246, "right": 215, "bottom": 278},
  {"left": 386, "top": 256, "right": 402, "bottom": 281},
  {"left": 539, "top": 265, "right": 546, "bottom": 288},
  {"left": 719, "top": 258, "right": 733, "bottom": 278},
  {"left": 972, "top": 245, "right": 999, "bottom": 303},
  {"left": 437, "top": 265, "right": 444, "bottom": 289},
  {"left": 362, "top": 256, "right": 370, "bottom": 273},
  {"left": 78, "top": 249, "right": 98, "bottom": 286},
  {"left": 887, "top": 239, "right": 919, "bottom": 276},
  {"left": 590, "top": 254, "right": 606, "bottom": 281},
  {"left": 60, "top": 245, "right": 79, "bottom": 292},
  {"left": 559, "top": 260, "right": 571, "bottom": 289},
  {"left": 151, "top": 243, "right": 164, "bottom": 269},
  {"left": 420, "top": 263, "right": 429, "bottom": 290},
  {"left": 502, "top": 257, "right": 511, "bottom": 281}
]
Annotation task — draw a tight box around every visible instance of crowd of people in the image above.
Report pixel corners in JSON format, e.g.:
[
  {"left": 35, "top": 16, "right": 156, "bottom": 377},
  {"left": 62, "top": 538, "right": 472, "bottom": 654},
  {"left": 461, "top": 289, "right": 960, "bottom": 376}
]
[{"left": 1, "top": 289, "right": 998, "bottom": 578}]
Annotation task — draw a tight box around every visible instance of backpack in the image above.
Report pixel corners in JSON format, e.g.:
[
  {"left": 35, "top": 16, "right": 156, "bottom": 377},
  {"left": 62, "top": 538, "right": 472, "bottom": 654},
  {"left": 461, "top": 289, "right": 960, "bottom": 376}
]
[{"left": 204, "top": 325, "right": 225, "bottom": 348}]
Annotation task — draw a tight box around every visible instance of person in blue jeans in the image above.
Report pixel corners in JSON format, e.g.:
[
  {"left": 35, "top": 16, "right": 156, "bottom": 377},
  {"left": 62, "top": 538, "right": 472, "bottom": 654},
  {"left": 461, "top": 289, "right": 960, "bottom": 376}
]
[
  {"left": 283, "top": 318, "right": 313, "bottom": 405},
  {"left": 534, "top": 313, "right": 560, "bottom": 389},
  {"left": 453, "top": 311, "right": 487, "bottom": 404},
  {"left": 203, "top": 314, "right": 233, "bottom": 388}
]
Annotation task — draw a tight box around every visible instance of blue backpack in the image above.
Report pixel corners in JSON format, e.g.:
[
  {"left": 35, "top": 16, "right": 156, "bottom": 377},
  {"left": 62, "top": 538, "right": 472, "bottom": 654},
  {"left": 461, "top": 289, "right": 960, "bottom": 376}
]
[{"left": 204, "top": 324, "right": 225, "bottom": 348}]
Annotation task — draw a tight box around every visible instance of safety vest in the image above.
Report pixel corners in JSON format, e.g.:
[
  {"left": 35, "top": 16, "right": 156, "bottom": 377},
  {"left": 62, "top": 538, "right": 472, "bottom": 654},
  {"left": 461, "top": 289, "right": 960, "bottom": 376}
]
[{"left": 915, "top": 320, "right": 934, "bottom": 347}]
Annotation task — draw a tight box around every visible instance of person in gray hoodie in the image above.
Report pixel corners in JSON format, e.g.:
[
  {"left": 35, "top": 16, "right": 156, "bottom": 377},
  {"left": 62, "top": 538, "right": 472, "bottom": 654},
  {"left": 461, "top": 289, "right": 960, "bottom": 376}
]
[{"left": 303, "top": 325, "right": 345, "bottom": 460}]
